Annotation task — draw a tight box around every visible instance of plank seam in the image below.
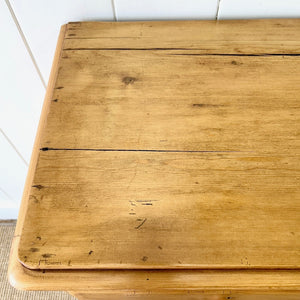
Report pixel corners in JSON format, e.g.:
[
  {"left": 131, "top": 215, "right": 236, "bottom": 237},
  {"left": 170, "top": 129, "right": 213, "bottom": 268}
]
[
  {"left": 40, "top": 147, "right": 247, "bottom": 153},
  {"left": 62, "top": 48, "right": 300, "bottom": 55}
]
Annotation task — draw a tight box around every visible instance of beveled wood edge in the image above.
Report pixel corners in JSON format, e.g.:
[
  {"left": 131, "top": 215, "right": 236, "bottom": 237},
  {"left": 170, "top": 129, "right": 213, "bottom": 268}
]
[
  {"left": 8, "top": 23, "right": 68, "bottom": 289},
  {"left": 7, "top": 21, "right": 300, "bottom": 294}
]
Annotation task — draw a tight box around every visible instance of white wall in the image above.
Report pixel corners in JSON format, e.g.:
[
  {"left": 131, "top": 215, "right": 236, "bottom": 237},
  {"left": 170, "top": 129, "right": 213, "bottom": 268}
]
[{"left": 0, "top": 0, "right": 299, "bottom": 219}]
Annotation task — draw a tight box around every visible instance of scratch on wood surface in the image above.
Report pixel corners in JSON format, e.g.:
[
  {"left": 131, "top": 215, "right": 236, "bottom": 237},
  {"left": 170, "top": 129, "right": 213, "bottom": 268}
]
[
  {"left": 38, "top": 259, "right": 61, "bottom": 266},
  {"left": 135, "top": 218, "right": 147, "bottom": 229},
  {"left": 42, "top": 253, "right": 56, "bottom": 258},
  {"left": 192, "top": 103, "right": 225, "bottom": 108},
  {"left": 136, "top": 200, "right": 158, "bottom": 202},
  {"left": 127, "top": 162, "right": 138, "bottom": 190},
  {"left": 32, "top": 184, "right": 44, "bottom": 190}
]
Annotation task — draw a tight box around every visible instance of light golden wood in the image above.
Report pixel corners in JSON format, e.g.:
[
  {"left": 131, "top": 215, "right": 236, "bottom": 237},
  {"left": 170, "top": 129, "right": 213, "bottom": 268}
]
[
  {"left": 41, "top": 50, "right": 299, "bottom": 152},
  {"left": 70, "top": 292, "right": 300, "bottom": 300},
  {"left": 8, "top": 20, "right": 300, "bottom": 299},
  {"left": 64, "top": 19, "right": 300, "bottom": 54},
  {"left": 18, "top": 150, "right": 299, "bottom": 269}
]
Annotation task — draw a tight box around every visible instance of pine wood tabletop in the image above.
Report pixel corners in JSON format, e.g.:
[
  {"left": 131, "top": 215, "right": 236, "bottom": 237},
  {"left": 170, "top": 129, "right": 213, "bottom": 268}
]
[{"left": 9, "top": 19, "right": 300, "bottom": 299}]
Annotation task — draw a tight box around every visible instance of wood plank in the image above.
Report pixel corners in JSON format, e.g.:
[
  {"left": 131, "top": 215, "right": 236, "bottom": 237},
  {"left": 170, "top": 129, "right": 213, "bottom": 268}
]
[
  {"left": 41, "top": 50, "right": 299, "bottom": 152},
  {"left": 70, "top": 292, "right": 300, "bottom": 300},
  {"left": 63, "top": 19, "right": 300, "bottom": 54},
  {"left": 18, "top": 150, "right": 299, "bottom": 269}
]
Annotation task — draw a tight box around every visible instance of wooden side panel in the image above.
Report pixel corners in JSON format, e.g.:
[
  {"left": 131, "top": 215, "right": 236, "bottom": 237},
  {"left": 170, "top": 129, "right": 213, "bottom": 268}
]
[
  {"left": 70, "top": 292, "right": 300, "bottom": 300},
  {"left": 8, "top": 24, "right": 68, "bottom": 289}
]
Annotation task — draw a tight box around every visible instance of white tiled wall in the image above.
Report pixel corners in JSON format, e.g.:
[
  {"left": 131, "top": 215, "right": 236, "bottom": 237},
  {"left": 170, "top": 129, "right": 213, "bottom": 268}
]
[
  {"left": 0, "top": 0, "right": 299, "bottom": 219},
  {"left": 218, "top": 0, "right": 300, "bottom": 20},
  {"left": 114, "top": 0, "right": 219, "bottom": 21},
  {"left": 10, "top": 0, "right": 115, "bottom": 83},
  {"left": 0, "top": 130, "right": 27, "bottom": 219}
]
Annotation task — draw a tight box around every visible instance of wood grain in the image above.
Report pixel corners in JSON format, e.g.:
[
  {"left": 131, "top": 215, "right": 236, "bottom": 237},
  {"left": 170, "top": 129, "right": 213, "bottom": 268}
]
[
  {"left": 18, "top": 150, "right": 299, "bottom": 269},
  {"left": 70, "top": 291, "right": 300, "bottom": 300},
  {"left": 64, "top": 19, "right": 300, "bottom": 54},
  {"left": 41, "top": 50, "right": 299, "bottom": 152},
  {"left": 8, "top": 20, "right": 300, "bottom": 297}
]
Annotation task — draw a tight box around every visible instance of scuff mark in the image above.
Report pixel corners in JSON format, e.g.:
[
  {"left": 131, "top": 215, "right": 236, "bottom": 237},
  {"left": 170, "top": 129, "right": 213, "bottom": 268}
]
[
  {"left": 135, "top": 218, "right": 147, "bottom": 229},
  {"left": 32, "top": 185, "right": 44, "bottom": 190}
]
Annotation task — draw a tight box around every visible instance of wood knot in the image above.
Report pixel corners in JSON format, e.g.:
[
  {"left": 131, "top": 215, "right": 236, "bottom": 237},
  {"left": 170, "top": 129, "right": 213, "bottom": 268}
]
[{"left": 122, "top": 76, "right": 137, "bottom": 85}]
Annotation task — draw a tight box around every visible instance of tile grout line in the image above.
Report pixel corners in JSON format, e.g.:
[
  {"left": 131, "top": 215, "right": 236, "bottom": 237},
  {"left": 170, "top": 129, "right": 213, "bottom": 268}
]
[
  {"left": 216, "top": 0, "right": 222, "bottom": 20},
  {"left": 0, "top": 128, "right": 28, "bottom": 167},
  {"left": 111, "top": 0, "right": 118, "bottom": 21},
  {"left": 4, "top": 0, "right": 47, "bottom": 89}
]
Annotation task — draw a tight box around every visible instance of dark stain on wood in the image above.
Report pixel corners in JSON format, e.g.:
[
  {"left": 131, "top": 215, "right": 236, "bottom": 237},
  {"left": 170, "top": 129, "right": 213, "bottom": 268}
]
[
  {"left": 89, "top": 250, "right": 94, "bottom": 255},
  {"left": 122, "top": 76, "right": 137, "bottom": 85},
  {"left": 69, "top": 21, "right": 81, "bottom": 25},
  {"left": 56, "top": 86, "right": 64, "bottom": 89},
  {"left": 30, "top": 247, "right": 39, "bottom": 253},
  {"left": 192, "top": 103, "right": 224, "bottom": 108},
  {"left": 32, "top": 185, "right": 44, "bottom": 190},
  {"left": 231, "top": 60, "right": 242, "bottom": 65},
  {"left": 30, "top": 195, "right": 40, "bottom": 204},
  {"left": 42, "top": 253, "right": 56, "bottom": 258},
  {"left": 142, "top": 256, "right": 148, "bottom": 262}
]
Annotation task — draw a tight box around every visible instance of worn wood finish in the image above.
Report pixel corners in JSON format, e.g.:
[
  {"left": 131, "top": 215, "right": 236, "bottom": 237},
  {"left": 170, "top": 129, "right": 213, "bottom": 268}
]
[
  {"left": 41, "top": 50, "right": 299, "bottom": 152},
  {"left": 71, "top": 293, "right": 300, "bottom": 300},
  {"left": 8, "top": 20, "right": 300, "bottom": 299},
  {"left": 64, "top": 19, "right": 300, "bottom": 54},
  {"left": 18, "top": 150, "right": 299, "bottom": 269},
  {"left": 70, "top": 292, "right": 300, "bottom": 300}
]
